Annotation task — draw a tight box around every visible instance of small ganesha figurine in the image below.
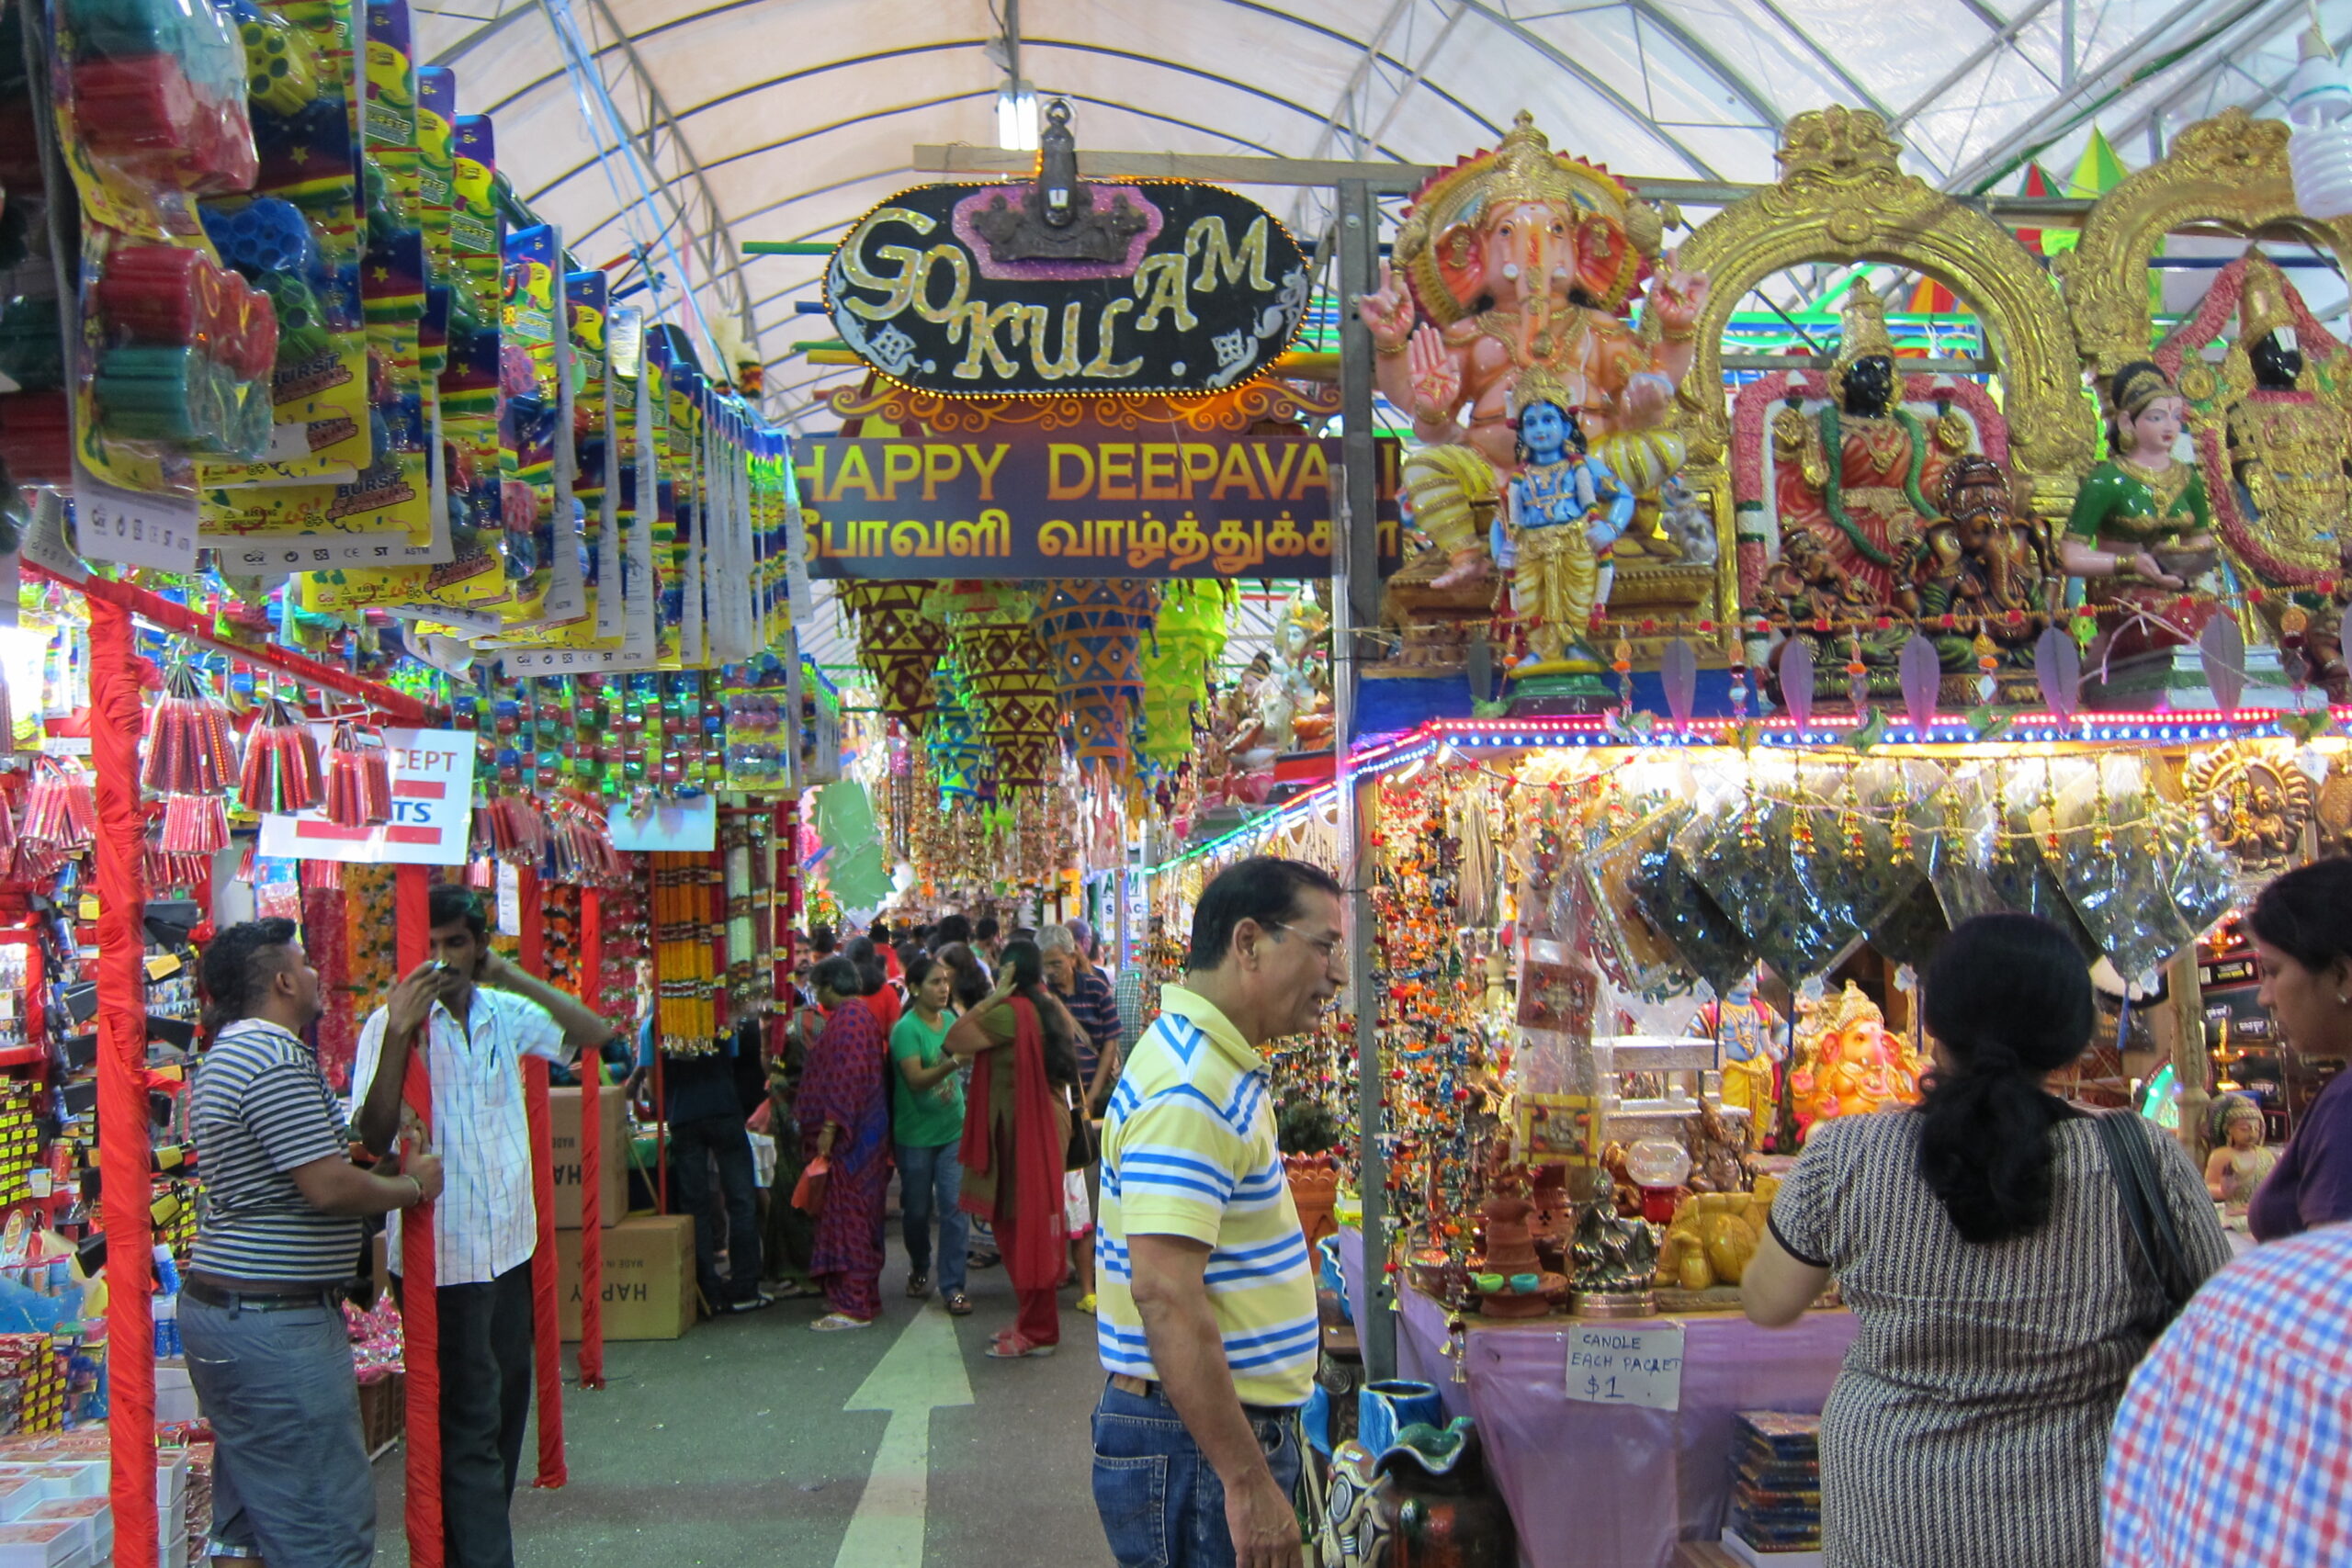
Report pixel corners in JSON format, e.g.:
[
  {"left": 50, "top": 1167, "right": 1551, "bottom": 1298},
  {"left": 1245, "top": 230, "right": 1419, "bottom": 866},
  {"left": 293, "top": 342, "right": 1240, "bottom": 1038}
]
[{"left": 1788, "top": 981, "right": 1925, "bottom": 1140}]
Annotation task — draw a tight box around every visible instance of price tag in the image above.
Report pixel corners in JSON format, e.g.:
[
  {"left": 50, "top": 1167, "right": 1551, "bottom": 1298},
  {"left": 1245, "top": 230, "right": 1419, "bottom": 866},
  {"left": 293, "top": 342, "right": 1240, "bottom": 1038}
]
[
  {"left": 21, "top": 491, "right": 86, "bottom": 583},
  {"left": 496, "top": 861, "right": 522, "bottom": 937},
  {"left": 73, "top": 465, "right": 199, "bottom": 572},
  {"left": 1566, "top": 1322, "right": 1684, "bottom": 1412}
]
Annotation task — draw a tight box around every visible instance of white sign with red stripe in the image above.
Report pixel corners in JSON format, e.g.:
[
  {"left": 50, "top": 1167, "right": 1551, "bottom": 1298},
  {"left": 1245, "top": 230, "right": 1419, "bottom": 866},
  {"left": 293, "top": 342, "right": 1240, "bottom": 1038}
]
[{"left": 256, "top": 728, "right": 475, "bottom": 866}]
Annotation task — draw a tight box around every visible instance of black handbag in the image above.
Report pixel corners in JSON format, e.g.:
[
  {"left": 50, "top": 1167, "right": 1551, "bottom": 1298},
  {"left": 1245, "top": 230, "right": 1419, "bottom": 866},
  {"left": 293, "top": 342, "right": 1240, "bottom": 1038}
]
[{"left": 2094, "top": 1111, "right": 2199, "bottom": 1328}]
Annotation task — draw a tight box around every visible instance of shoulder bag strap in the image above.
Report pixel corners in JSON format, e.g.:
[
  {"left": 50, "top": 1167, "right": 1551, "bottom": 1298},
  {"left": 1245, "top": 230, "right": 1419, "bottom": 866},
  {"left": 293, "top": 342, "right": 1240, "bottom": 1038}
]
[{"left": 2094, "top": 1111, "right": 2197, "bottom": 1319}]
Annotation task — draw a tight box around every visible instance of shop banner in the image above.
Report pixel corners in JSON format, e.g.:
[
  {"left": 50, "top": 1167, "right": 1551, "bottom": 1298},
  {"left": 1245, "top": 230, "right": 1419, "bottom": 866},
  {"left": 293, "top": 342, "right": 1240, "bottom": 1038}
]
[
  {"left": 826, "top": 179, "right": 1309, "bottom": 398},
  {"left": 797, "top": 431, "right": 1400, "bottom": 580},
  {"left": 256, "top": 728, "right": 475, "bottom": 865}
]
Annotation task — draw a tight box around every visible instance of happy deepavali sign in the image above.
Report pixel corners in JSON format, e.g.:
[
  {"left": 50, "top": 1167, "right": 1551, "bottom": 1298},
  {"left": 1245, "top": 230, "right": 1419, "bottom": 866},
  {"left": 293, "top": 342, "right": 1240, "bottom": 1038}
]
[
  {"left": 797, "top": 429, "right": 1402, "bottom": 581},
  {"left": 826, "top": 180, "right": 1310, "bottom": 399}
]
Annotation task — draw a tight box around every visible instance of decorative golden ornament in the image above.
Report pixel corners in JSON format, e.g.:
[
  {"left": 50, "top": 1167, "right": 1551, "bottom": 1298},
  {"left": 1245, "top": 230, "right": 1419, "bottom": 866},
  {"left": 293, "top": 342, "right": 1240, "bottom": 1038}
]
[
  {"left": 822, "top": 376, "right": 1341, "bottom": 434},
  {"left": 1666, "top": 105, "right": 2095, "bottom": 523},
  {"left": 2184, "top": 742, "right": 2313, "bottom": 871},
  {"left": 2315, "top": 753, "right": 2352, "bottom": 854},
  {"left": 2059, "top": 108, "right": 2352, "bottom": 378}
]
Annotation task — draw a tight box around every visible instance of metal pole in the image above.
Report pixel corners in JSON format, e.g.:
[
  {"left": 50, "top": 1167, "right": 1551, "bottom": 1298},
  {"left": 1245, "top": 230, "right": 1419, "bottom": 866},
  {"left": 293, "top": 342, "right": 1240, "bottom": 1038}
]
[{"left": 1335, "top": 179, "right": 1394, "bottom": 1382}]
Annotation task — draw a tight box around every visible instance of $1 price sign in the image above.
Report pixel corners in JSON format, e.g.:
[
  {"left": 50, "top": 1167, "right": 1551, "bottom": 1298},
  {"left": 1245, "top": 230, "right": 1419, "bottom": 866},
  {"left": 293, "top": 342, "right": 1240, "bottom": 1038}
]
[{"left": 1566, "top": 1323, "right": 1685, "bottom": 1413}]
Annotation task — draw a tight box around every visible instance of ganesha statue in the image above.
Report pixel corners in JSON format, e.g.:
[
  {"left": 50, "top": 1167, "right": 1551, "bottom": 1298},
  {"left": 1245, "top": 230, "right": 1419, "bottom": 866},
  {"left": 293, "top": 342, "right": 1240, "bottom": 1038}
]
[
  {"left": 1787, "top": 982, "right": 1924, "bottom": 1141},
  {"left": 1355, "top": 112, "right": 1704, "bottom": 677}
]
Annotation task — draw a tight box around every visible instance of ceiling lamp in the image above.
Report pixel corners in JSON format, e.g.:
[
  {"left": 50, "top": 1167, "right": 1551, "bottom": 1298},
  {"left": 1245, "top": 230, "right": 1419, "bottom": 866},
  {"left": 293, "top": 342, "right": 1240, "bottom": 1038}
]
[
  {"left": 2286, "top": 22, "right": 2352, "bottom": 219},
  {"left": 996, "top": 83, "right": 1039, "bottom": 152}
]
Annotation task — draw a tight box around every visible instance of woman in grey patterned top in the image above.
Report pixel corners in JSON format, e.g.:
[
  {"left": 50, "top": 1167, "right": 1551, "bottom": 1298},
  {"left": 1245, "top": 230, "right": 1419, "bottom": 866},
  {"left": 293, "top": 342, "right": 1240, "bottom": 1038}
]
[{"left": 1743, "top": 914, "right": 2232, "bottom": 1568}]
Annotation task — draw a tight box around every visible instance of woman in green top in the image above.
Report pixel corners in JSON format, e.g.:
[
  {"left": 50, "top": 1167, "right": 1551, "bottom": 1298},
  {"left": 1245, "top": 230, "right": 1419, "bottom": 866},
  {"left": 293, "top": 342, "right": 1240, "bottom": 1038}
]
[
  {"left": 2061, "top": 360, "right": 2222, "bottom": 659},
  {"left": 890, "top": 957, "right": 971, "bottom": 1314}
]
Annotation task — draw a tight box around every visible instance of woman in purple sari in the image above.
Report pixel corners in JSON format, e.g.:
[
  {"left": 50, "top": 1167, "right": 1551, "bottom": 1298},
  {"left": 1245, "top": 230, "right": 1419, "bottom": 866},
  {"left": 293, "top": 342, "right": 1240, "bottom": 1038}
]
[{"left": 797, "top": 955, "right": 892, "bottom": 1329}]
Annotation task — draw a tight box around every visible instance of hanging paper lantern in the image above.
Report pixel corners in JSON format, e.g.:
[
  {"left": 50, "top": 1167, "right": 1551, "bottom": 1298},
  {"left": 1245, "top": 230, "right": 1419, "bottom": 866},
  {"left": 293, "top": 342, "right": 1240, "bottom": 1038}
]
[
  {"left": 1035, "top": 579, "right": 1159, "bottom": 780},
  {"left": 925, "top": 652, "right": 989, "bottom": 807},
  {"left": 1140, "top": 581, "right": 1230, "bottom": 769},
  {"left": 935, "top": 581, "right": 1058, "bottom": 789},
  {"left": 840, "top": 580, "right": 947, "bottom": 732}
]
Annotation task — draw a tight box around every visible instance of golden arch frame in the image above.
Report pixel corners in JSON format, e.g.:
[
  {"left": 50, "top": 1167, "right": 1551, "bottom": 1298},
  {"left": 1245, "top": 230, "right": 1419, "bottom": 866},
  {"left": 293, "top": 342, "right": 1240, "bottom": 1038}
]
[{"left": 1664, "top": 107, "right": 2098, "bottom": 519}]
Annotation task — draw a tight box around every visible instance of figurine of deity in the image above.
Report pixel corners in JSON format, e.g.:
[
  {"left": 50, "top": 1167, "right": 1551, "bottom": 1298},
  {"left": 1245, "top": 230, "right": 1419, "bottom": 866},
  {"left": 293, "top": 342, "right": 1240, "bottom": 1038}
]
[
  {"left": 2217, "top": 259, "right": 2352, "bottom": 693},
  {"left": 2062, "top": 360, "right": 2221, "bottom": 662},
  {"left": 1354, "top": 113, "right": 1702, "bottom": 592},
  {"left": 1898, "top": 454, "right": 2058, "bottom": 682},
  {"left": 2204, "top": 1095, "right": 2278, "bottom": 1213},
  {"left": 1773, "top": 291, "right": 1973, "bottom": 603},
  {"left": 1690, "top": 971, "right": 1785, "bottom": 1139},
  {"left": 1496, "top": 378, "right": 1634, "bottom": 668},
  {"left": 1787, "top": 982, "right": 1925, "bottom": 1139}
]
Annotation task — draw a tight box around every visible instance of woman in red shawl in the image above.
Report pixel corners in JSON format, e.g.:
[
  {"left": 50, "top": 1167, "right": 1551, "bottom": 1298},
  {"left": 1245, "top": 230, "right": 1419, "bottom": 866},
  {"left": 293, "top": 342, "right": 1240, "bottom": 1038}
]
[
  {"left": 945, "top": 939, "right": 1081, "bottom": 1358},
  {"left": 797, "top": 955, "right": 893, "bottom": 1330}
]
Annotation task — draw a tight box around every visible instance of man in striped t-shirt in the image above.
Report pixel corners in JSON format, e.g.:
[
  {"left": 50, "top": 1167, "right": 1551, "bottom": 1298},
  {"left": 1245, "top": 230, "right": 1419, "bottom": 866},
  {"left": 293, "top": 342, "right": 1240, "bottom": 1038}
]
[
  {"left": 1095, "top": 856, "right": 1343, "bottom": 1568},
  {"left": 187, "top": 919, "right": 442, "bottom": 1568}
]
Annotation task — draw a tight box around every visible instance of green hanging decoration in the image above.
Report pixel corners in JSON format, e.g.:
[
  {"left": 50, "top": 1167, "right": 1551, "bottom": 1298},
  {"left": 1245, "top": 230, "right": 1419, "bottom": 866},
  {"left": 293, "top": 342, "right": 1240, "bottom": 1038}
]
[{"left": 1140, "top": 581, "right": 1232, "bottom": 770}]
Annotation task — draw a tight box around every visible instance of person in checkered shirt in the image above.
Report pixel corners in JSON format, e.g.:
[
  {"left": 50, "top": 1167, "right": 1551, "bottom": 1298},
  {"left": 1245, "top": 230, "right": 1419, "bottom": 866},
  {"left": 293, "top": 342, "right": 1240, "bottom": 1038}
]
[
  {"left": 2104, "top": 1223, "right": 2352, "bottom": 1566},
  {"left": 350, "top": 885, "right": 616, "bottom": 1568}
]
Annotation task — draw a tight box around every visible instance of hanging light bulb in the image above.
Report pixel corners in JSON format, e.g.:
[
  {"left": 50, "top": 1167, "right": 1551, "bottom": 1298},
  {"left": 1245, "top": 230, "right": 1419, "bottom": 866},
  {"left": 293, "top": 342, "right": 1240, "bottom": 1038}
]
[
  {"left": 2287, "top": 21, "right": 2352, "bottom": 219},
  {"left": 995, "top": 81, "right": 1039, "bottom": 152}
]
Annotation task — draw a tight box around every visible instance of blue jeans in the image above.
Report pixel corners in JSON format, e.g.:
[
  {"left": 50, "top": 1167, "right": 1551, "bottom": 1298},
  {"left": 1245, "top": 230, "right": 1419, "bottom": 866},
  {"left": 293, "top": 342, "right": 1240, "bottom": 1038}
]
[
  {"left": 896, "top": 1138, "right": 969, "bottom": 1294},
  {"left": 182, "top": 1291, "right": 375, "bottom": 1568},
  {"left": 1091, "top": 1378, "right": 1305, "bottom": 1568}
]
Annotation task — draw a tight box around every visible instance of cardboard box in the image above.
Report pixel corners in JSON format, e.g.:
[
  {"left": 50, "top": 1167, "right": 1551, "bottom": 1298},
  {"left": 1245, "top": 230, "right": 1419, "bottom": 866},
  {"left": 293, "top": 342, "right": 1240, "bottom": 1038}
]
[
  {"left": 552, "top": 1214, "right": 692, "bottom": 1341},
  {"left": 548, "top": 1087, "right": 628, "bottom": 1229}
]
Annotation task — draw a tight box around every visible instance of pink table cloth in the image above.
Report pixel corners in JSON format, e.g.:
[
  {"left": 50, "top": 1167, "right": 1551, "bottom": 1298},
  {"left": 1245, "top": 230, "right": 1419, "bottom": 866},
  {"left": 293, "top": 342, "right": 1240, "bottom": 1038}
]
[{"left": 1339, "top": 1227, "right": 1854, "bottom": 1568}]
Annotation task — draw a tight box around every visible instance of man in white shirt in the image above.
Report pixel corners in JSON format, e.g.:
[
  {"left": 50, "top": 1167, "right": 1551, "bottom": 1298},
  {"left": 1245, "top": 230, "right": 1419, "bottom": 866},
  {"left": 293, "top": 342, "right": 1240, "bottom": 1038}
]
[{"left": 351, "top": 884, "right": 613, "bottom": 1568}]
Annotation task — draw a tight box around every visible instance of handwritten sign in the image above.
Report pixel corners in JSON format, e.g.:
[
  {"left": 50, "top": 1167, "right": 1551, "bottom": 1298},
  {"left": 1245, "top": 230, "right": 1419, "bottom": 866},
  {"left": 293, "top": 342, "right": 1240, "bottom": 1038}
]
[{"left": 1566, "top": 1322, "right": 1684, "bottom": 1412}]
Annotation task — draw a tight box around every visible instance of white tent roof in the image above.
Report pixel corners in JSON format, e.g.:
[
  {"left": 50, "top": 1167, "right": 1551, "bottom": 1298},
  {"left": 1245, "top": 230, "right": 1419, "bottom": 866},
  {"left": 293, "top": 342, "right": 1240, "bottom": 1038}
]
[
  {"left": 413, "top": 0, "right": 2352, "bottom": 675},
  {"left": 418, "top": 0, "right": 2349, "bottom": 432}
]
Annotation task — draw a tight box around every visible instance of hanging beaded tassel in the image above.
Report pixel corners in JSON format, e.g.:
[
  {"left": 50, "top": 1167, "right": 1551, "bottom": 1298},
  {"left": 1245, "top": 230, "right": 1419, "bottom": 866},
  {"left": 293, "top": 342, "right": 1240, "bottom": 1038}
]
[
  {"left": 239, "top": 694, "right": 322, "bottom": 814},
  {"left": 322, "top": 721, "right": 392, "bottom": 828},
  {"left": 141, "top": 660, "right": 239, "bottom": 796}
]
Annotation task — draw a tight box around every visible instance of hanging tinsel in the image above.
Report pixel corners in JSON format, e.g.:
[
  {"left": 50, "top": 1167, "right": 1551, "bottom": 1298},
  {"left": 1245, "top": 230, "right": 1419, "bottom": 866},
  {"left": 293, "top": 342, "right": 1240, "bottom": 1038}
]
[
  {"left": 239, "top": 694, "right": 323, "bottom": 814},
  {"left": 322, "top": 721, "right": 392, "bottom": 829},
  {"left": 156, "top": 792, "right": 230, "bottom": 857},
  {"left": 141, "top": 660, "right": 239, "bottom": 796}
]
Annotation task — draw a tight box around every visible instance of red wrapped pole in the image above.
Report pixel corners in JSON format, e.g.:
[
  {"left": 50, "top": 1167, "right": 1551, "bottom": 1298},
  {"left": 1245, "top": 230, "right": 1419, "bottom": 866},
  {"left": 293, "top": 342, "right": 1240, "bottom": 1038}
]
[
  {"left": 516, "top": 868, "right": 565, "bottom": 1485},
  {"left": 396, "top": 863, "right": 444, "bottom": 1568},
  {"left": 88, "top": 599, "right": 156, "bottom": 1568},
  {"left": 576, "top": 886, "right": 605, "bottom": 1388}
]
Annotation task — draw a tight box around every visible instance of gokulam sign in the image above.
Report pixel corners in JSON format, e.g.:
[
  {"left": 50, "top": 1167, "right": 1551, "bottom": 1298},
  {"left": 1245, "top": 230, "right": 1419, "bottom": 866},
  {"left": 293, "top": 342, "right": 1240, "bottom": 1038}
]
[
  {"left": 797, "top": 430, "right": 1400, "bottom": 580},
  {"left": 826, "top": 180, "right": 1311, "bottom": 399}
]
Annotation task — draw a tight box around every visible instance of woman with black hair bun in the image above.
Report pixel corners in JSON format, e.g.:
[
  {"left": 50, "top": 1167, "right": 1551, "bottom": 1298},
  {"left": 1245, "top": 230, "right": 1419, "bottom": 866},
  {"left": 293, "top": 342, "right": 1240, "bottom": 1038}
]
[
  {"left": 1742, "top": 913, "right": 2230, "bottom": 1568},
  {"left": 2243, "top": 856, "right": 2352, "bottom": 1238}
]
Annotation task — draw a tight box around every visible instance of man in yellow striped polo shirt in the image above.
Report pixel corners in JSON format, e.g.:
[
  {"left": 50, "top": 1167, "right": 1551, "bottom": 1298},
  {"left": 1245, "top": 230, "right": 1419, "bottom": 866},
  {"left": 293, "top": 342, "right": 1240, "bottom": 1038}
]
[{"left": 1093, "top": 856, "right": 1345, "bottom": 1568}]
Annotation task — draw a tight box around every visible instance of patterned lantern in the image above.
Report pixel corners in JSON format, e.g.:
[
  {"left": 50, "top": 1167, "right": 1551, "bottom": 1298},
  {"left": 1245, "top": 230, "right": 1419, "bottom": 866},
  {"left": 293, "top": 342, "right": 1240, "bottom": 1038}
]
[
  {"left": 1035, "top": 579, "right": 1159, "bottom": 780},
  {"left": 840, "top": 579, "right": 946, "bottom": 732},
  {"left": 925, "top": 652, "right": 989, "bottom": 807},
  {"left": 1140, "top": 581, "right": 1231, "bottom": 769},
  {"left": 936, "top": 582, "right": 1060, "bottom": 790}
]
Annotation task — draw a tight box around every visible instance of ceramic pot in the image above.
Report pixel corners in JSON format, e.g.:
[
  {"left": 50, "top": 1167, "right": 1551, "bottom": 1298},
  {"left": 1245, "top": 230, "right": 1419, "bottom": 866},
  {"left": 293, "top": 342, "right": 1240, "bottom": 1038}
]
[
  {"left": 1357, "top": 1380, "right": 1442, "bottom": 1462},
  {"left": 1375, "top": 1417, "right": 1516, "bottom": 1568}
]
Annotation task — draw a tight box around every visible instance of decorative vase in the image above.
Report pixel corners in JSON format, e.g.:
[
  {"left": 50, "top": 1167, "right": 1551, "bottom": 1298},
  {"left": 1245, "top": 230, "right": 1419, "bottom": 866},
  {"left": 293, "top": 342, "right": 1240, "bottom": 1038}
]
[
  {"left": 1285, "top": 1153, "right": 1341, "bottom": 1250},
  {"left": 1374, "top": 1417, "right": 1517, "bottom": 1568},
  {"left": 1357, "top": 1380, "right": 1442, "bottom": 1463}
]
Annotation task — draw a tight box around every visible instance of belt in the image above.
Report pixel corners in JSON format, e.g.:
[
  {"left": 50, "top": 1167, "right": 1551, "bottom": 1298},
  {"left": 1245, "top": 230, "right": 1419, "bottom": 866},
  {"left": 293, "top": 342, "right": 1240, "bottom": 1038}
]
[
  {"left": 184, "top": 1279, "right": 345, "bottom": 1312},
  {"left": 1108, "top": 1374, "right": 1298, "bottom": 1423}
]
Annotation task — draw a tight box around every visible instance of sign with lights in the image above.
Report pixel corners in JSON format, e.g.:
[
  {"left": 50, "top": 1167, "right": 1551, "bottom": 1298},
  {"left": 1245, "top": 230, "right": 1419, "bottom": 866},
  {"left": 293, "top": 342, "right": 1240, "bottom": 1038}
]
[
  {"left": 797, "top": 428, "right": 1401, "bottom": 581},
  {"left": 825, "top": 179, "right": 1311, "bottom": 398}
]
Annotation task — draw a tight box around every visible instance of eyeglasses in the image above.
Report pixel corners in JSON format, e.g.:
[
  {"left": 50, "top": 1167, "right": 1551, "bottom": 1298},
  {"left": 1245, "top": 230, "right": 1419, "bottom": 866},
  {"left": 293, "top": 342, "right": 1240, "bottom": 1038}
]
[{"left": 1265, "top": 923, "right": 1344, "bottom": 964}]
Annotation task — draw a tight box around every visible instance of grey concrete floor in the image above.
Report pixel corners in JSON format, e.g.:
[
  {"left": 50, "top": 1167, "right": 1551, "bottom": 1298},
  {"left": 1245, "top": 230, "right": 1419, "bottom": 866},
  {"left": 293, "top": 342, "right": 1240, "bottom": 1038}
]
[{"left": 369, "top": 1240, "right": 1115, "bottom": 1567}]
